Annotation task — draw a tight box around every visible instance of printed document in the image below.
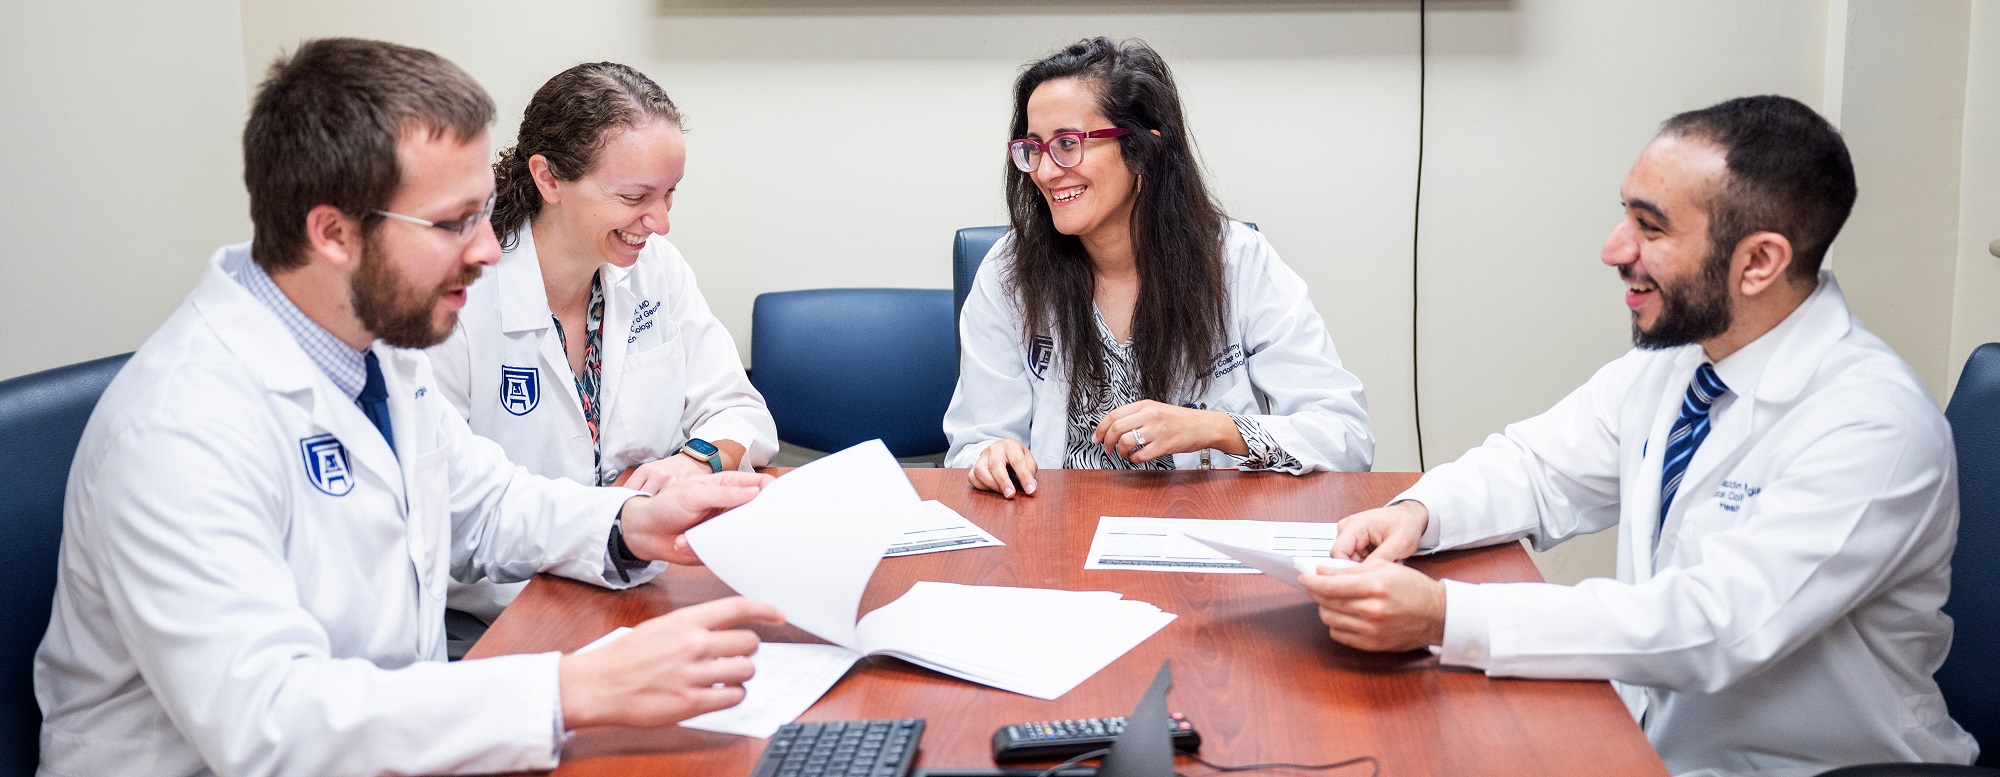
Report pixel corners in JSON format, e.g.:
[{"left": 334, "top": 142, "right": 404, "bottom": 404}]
[
  {"left": 1085, "top": 516, "right": 1345, "bottom": 575},
  {"left": 885, "top": 501, "right": 1004, "bottom": 557}
]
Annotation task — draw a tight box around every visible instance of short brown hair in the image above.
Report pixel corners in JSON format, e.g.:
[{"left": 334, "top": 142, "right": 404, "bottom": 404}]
[
  {"left": 492, "top": 62, "right": 684, "bottom": 249},
  {"left": 244, "top": 38, "right": 495, "bottom": 272}
]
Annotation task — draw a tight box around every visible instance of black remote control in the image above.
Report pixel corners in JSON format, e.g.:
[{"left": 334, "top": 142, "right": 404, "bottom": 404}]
[{"left": 990, "top": 713, "right": 1200, "bottom": 762}]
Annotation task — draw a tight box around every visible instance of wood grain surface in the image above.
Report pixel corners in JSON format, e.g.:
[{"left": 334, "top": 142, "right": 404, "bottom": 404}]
[{"left": 468, "top": 469, "right": 1667, "bottom": 777}]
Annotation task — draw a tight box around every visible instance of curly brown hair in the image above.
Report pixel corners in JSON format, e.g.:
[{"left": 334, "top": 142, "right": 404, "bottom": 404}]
[{"left": 492, "top": 62, "right": 684, "bottom": 250}]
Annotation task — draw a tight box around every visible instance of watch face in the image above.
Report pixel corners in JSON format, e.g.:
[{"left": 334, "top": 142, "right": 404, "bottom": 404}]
[{"left": 685, "top": 438, "right": 719, "bottom": 457}]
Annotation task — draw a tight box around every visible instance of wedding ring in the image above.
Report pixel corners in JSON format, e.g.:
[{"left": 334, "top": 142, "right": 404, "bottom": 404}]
[{"left": 1132, "top": 430, "right": 1149, "bottom": 449}]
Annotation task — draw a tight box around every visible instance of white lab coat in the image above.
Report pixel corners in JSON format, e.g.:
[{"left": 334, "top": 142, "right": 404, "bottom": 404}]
[
  {"left": 34, "top": 243, "right": 662, "bottom": 777},
  {"left": 945, "top": 222, "right": 1373, "bottom": 472},
  {"left": 1399, "top": 272, "right": 1978, "bottom": 777},
  {"left": 429, "top": 224, "right": 774, "bottom": 620}
]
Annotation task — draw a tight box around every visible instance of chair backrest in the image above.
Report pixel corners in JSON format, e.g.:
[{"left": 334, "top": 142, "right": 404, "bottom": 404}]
[
  {"left": 1943, "top": 342, "right": 2000, "bottom": 766},
  {"left": 751, "top": 289, "right": 955, "bottom": 458},
  {"left": 0, "top": 352, "right": 132, "bottom": 776},
  {"left": 951, "top": 222, "right": 1259, "bottom": 327},
  {"left": 952, "top": 226, "right": 1008, "bottom": 327}
]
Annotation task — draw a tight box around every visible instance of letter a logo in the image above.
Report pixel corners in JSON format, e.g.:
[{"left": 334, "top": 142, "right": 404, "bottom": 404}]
[{"left": 501, "top": 365, "right": 540, "bottom": 416}]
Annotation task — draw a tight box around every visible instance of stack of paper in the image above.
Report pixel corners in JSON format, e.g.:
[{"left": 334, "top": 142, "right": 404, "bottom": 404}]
[{"left": 674, "top": 440, "right": 1175, "bottom": 736}]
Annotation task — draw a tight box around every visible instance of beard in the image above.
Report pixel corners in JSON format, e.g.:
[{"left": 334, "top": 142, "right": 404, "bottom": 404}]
[
  {"left": 1631, "top": 239, "right": 1734, "bottom": 350},
  {"left": 351, "top": 231, "right": 483, "bottom": 348}
]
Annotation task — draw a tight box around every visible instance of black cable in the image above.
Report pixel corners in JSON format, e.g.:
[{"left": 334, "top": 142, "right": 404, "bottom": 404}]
[
  {"left": 1411, "top": 0, "right": 1430, "bottom": 471},
  {"left": 1033, "top": 748, "right": 1112, "bottom": 777},
  {"left": 1191, "top": 753, "right": 1381, "bottom": 776}
]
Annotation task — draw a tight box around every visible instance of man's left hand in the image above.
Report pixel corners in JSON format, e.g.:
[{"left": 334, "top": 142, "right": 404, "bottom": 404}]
[
  {"left": 1301, "top": 559, "right": 1448, "bottom": 652},
  {"left": 617, "top": 471, "right": 774, "bottom": 565}
]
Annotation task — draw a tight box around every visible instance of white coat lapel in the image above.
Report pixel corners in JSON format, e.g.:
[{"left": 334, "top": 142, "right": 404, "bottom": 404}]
[
  {"left": 497, "top": 224, "right": 587, "bottom": 420},
  {"left": 1628, "top": 350, "right": 1700, "bottom": 580},
  {"left": 598, "top": 262, "right": 638, "bottom": 423},
  {"left": 193, "top": 252, "right": 405, "bottom": 503}
]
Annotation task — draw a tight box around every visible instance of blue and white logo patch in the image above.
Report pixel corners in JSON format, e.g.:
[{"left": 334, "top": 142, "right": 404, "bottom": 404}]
[
  {"left": 299, "top": 434, "right": 354, "bottom": 497},
  {"left": 501, "top": 365, "right": 540, "bottom": 415},
  {"left": 1029, "top": 335, "right": 1055, "bottom": 381}
]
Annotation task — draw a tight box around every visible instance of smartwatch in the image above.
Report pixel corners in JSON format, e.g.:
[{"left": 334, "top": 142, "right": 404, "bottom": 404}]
[{"left": 679, "top": 438, "right": 723, "bottom": 473}]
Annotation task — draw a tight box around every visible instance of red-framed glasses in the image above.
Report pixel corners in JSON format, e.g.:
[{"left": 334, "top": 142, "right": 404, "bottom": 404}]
[{"left": 1008, "top": 128, "right": 1134, "bottom": 172}]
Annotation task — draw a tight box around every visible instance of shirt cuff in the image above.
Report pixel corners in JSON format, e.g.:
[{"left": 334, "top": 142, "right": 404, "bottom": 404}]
[
  {"left": 1438, "top": 579, "right": 1493, "bottom": 669},
  {"left": 1412, "top": 499, "right": 1443, "bottom": 551},
  {"left": 1226, "top": 413, "right": 1302, "bottom": 472}
]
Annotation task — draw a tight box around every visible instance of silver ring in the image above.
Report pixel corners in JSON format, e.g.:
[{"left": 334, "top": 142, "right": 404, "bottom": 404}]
[{"left": 1132, "top": 430, "right": 1149, "bottom": 449}]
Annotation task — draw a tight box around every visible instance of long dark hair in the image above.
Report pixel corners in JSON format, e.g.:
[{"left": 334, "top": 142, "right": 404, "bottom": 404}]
[
  {"left": 1004, "top": 37, "right": 1229, "bottom": 411},
  {"left": 492, "top": 62, "right": 683, "bottom": 250}
]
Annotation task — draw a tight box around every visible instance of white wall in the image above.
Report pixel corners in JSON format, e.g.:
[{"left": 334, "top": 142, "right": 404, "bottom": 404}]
[
  {"left": 1949, "top": 1, "right": 2000, "bottom": 389},
  {"left": 1825, "top": 0, "right": 1971, "bottom": 403},
  {"left": 0, "top": 0, "right": 249, "bottom": 377}
]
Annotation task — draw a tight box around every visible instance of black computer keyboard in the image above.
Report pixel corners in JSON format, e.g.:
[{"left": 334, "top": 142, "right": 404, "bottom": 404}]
[{"left": 750, "top": 719, "right": 926, "bottom": 777}]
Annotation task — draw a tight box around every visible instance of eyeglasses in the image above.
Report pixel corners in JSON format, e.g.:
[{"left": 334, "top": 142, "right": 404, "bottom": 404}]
[
  {"left": 371, "top": 192, "right": 495, "bottom": 245},
  {"left": 1008, "top": 128, "right": 1134, "bottom": 173}
]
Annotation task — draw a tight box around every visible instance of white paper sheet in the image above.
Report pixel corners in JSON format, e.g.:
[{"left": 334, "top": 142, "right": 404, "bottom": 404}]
[
  {"left": 884, "top": 501, "right": 1005, "bottom": 557},
  {"left": 1185, "top": 533, "right": 1357, "bottom": 591},
  {"left": 572, "top": 627, "right": 864, "bottom": 739},
  {"left": 685, "top": 440, "right": 914, "bottom": 649},
  {"left": 1084, "top": 516, "right": 1343, "bottom": 574},
  {"left": 854, "top": 582, "right": 1176, "bottom": 700},
  {"left": 678, "top": 643, "right": 864, "bottom": 738}
]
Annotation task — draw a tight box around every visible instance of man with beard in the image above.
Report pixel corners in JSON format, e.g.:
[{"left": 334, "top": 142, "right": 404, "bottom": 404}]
[
  {"left": 1301, "top": 96, "right": 1978, "bottom": 776},
  {"left": 34, "top": 39, "right": 785, "bottom": 776}
]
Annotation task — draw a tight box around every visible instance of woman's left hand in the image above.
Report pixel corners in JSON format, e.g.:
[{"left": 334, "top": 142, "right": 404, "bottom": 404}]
[
  {"left": 622, "top": 454, "right": 716, "bottom": 495},
  {"left": 1091, "top": 400, "right": 1240, "bottom": 464}
]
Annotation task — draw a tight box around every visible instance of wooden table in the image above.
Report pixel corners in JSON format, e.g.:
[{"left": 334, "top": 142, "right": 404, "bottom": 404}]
[{"left": 470, "top": 469, "right": 1668, "bottom": 777}]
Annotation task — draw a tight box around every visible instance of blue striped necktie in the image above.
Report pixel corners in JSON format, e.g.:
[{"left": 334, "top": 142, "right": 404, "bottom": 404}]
[
  {"left": 359, "top": 351, "right": 396, "bottom": 456},
  {"left": 1659, "top": 362, "right": 1728, "bottom": 527}
]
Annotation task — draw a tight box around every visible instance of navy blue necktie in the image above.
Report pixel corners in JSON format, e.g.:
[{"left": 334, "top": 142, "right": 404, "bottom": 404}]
[
  {"left": 359, "top": 352, "right": 396, "bottom": 455},
  {"left": 1659, "top": 363, "right": 1728, "bottom": 528}
]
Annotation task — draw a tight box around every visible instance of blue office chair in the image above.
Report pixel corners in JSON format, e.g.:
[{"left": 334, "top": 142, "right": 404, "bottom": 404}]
[
  {"left": 0, "top": 353, "right": 132, "bottom": 777},
  {"left": 751, "top": 289, "right": 956, "bottom": 458},
  {"left": 951, "top": 222, "right": 1259, "bottom": 327},
  {"left": 1940, "top": 342, "right": 2000, "bottom": 767}
]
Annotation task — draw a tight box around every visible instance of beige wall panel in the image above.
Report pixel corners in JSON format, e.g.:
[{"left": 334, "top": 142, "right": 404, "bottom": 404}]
[{"left": 1, "top": 0, "right": 249, "bottom": 379}]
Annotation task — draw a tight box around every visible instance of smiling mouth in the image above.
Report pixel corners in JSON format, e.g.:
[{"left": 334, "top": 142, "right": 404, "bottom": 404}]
[
  {"left": 1627, "top": 280, "right": 1656, "bottom": 294},
  {"left": 614, "top": 229, "right": 647, "bottom": 247},
  {"left": 1052, "top": 185, "right": 1086, "bottom": 203}
]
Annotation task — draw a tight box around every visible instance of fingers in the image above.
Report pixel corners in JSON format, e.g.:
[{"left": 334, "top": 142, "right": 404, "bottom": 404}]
[
  {"left": 1299, "top": 564, "right": 1386, "bottom": 601},
  {"left": 1003, "top": 444, "right": 1038, "bottom": 495},
  {"left": 669, "top": 474, "right": 769, "bottom": 514},
  {"left": 665, "top": 596, "right": 787, "bottom": 631},
  {"left": 1096, "top": 400, "right": 1144, "bottom": 442},
  {"left": 971, "top": 443, "right": 1032, "bottom": 497},
  {"left": 684, "top": 654, "right": 757, "bottom": 687},
  {"left": 679, "top": 684, "right": 750, "bottom": 717},
  {"left": 970, "top": 449, "right": 1011, "bottom": 497}
]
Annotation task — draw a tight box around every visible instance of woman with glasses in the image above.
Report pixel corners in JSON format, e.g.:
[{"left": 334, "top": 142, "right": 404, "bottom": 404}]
[
  {"left": 945, "top": 37, "right": 1374, "bottom": 497},
  {"left": 429, "top": 62, "right": 776, "bottom": 624}
]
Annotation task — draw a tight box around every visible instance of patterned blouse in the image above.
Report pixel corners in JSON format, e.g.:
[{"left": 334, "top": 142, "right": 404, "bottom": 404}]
[
  {"left": 1062, "top": 311, "right": 1299, "bottom": 472},
  {"left": 549, "top": 271, "right": 611, "bottom": 485}
]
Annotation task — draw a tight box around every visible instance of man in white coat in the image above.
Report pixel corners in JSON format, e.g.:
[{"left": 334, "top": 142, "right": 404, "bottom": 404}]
[
  {"left": 1305, "top": 96, "right": 1979, "bottom": 776},
  {"left": 34, "top": 39, "right": 783, "bottom": 777}
]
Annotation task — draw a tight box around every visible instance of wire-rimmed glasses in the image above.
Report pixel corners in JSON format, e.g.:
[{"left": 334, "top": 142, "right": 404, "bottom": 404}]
[
  {"left": 1008, "top": 128, "right": 1134, "bottom": 173},
  {"left": 371, "top": 192, "right": 496, "bottom": 245}
]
